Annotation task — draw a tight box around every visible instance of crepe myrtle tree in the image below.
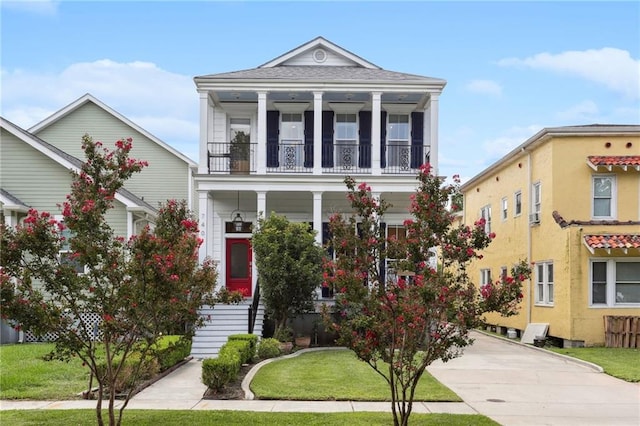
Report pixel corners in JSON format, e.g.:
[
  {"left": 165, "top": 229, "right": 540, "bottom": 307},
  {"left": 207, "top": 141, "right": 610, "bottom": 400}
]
[
  {"left": 322, "top": 165, "right": 531, "bottom": 426},
  {"left": 252, "top": 213, "right": 324, "bottom": 340},
  {"left": 0, "top": 135, "right": 241, "bottom": 426}
]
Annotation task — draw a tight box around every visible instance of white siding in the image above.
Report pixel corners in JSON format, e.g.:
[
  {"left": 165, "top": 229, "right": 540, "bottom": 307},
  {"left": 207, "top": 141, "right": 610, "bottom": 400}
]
[{"left": 282, "top": 49, "right": 360, "bottom": 67}]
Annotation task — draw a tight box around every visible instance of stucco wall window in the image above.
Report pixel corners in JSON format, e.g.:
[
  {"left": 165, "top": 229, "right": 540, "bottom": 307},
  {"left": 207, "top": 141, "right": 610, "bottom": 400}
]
[
  {"left": 535, "top": 261, "right": 554, "bottom": 305},
  {"left": 501, "top": 197, "right": 508, "bottom": 221},
  {"left": 480, "top": 269, "right": 491, "bottom": 286},
  {"left": 592, "top": 175, "right": 616, "bottom": 219},
  {"left": 514, "top": 190, "right": 522, "bottom": 217},
  {"left": 591, "top": 259, "right": 640, "bottom": 306},
  {"left": 480, "top": 205, "right": 491, "bottom": 234}
]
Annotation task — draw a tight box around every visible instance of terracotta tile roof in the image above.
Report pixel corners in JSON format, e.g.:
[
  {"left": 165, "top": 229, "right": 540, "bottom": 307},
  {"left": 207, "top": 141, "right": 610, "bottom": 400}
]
[
  {"left": 584, "top": 234, "right": 640, "bottom": 254},
  {"left": 588, "top": 156, "right": 640, "bottom": 171}
]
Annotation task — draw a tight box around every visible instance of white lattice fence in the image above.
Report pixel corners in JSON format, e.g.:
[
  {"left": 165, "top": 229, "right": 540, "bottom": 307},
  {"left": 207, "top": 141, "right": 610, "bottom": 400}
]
[{"left": 24, "top": 312, "right": 103, "bottom": 343}]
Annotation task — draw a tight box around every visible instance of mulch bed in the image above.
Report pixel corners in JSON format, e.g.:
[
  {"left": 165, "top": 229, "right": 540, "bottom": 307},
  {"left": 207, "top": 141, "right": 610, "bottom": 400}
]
[{"left": 202, "top": 363, "right": 255, "bottom": 400}]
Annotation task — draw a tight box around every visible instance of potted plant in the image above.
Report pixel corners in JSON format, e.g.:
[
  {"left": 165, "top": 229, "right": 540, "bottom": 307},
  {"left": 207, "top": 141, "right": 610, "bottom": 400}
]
[
  {"left": 295, "top": 334, "right": 311, "bottom": 348},
  {"left": 230, "top": 131, "right": 250, "bottom": 174}
]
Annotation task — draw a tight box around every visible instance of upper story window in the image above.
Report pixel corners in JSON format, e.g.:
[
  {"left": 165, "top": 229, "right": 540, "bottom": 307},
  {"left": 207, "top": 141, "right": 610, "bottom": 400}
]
[
  {"left": 530, "top": 182, "right": 541, "bottom": 224},
  {"left": 591, "top": 259, "right": 640, "bottom": 306},
  {"left": 514, "top": 190, "right": 522, "bottom": 217},
  {"left": 535, "top": 261, "right": 554, "bottom": 305},
  {"left": 335, "top": 113, "right": 358, "bottom": 168},
  {"left": 387, "top": 114, "right": 410, "bottom": 168},
  {"left": 280, "top": 113, "right": 304, "bottom": 168},
  {"left": 592, "top": 175, "right": 616, "bottom": 219},
  {"left": 501, "top": 197, "right": 508, "bottom": 221},
  {"left": 480, "top": 205, "right": 492, "bottom": 234}
]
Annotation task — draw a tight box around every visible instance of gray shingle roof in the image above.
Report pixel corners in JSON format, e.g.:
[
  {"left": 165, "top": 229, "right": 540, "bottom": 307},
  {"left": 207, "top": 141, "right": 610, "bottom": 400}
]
[
  {"left": 196, "top": 66, "right": 445, "bottom": 84},
  {"left": 0, "top": 188, "right": 29, "bottom": 208}
]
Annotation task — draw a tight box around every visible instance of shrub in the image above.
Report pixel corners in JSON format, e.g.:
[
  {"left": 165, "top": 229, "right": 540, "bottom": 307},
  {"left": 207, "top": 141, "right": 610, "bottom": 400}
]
[
  {"left": 202, "top": 351, "right": 241, "bottom": 391},
  {"left": 228, "top": 334, "right": 258, "bottom": 361},
  {"left": 220, "top": 340, "right": 252, "bottom": 365},
  {"left": 257, "top": 338, "right": 281, "bottom": 359},
  {"left": 96, "top": 353, "right": 159, "bottom": 394},
  {"left": 154, "top": 336, "right": 192, "bottom": 371}
]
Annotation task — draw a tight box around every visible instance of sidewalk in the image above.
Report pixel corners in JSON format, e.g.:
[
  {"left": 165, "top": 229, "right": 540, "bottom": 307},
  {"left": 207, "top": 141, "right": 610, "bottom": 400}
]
[{"left": 2, "top": 332, "right": 639, "bottom": 425}]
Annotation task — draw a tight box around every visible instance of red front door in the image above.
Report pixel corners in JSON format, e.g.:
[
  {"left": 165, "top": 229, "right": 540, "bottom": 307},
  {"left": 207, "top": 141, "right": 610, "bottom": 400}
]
[{"left": 226, "top": 238, "right": 252, "bottom": 298}]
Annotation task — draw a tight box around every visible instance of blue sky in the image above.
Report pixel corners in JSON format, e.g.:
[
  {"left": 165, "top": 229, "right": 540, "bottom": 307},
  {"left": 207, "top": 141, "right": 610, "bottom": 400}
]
[{"left": 2, "top": 0, "right": 639, "bottom": 180}]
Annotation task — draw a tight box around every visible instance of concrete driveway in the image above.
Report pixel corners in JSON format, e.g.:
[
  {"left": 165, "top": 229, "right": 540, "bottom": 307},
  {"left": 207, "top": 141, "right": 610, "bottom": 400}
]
[{"left": 427, "top": 331, "right": 640, "bottom": 425}]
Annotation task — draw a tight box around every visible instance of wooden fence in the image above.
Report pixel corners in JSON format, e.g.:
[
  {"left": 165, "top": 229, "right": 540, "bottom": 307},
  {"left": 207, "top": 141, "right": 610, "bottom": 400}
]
[{"left": 604, "top": 316, "right": 640, "bottom": 348}]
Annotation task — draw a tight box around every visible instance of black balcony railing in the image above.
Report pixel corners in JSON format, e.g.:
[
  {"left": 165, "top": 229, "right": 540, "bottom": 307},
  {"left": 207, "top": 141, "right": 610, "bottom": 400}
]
[
  {"left": 206, "top": 142, "right": 429, "bottom": 175},
  {"left": 207, "top": 142, "right": 257, "bottom": 174}
]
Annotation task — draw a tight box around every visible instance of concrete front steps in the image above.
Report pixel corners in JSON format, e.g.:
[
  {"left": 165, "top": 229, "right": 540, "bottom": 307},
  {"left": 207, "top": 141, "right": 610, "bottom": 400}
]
[{"left": 191, "top": 300, "right": 264, "bottom": 359}]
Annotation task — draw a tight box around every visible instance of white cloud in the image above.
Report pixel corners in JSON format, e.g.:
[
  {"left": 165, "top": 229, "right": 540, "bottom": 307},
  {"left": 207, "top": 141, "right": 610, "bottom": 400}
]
[
  {"left": 465, "top": 80, "right": 502, "bottom": 97},
  {"left": 482, "top": 125, "right": 542, "bottom": 160},
  {"left": 555, "top": 100, "right": 599, "bottom": 122},
  {"left": 498, "top": 48, "right": 640, "bottom": 99},
  {"left": 1, "top": 0, "right": 59, "bottom": 15},
  {"left": 1, "top": 60, "right": 199, "bottom": 159}
]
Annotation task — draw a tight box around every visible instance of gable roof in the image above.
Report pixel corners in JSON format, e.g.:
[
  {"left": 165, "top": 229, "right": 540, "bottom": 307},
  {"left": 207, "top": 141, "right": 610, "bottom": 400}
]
[
  {"left": 195, "top": 37, "right": 446, "bottom": 88},
  {"left": 0, "top": 188, "right": 30, "bottom": 212},
  {"left": 259, "top": 36, "right": 380, "bottom": 69},
  {"left": 28, "top": 93, "right": 196, "bottom": 167},
  {"left": 1, "top": 117, "right": 157, "bottom": 215}
]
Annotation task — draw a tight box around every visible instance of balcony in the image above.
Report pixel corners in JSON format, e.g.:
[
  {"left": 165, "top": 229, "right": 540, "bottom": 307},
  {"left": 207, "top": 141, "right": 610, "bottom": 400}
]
[{"left": 207, "top": 142, "right": 429, "bottom": 175}]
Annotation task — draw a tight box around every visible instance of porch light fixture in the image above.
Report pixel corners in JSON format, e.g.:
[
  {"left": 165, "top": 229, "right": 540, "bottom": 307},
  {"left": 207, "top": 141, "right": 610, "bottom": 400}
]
[{"left": 231, "top": 191, "right": 245, "bottom": 232}]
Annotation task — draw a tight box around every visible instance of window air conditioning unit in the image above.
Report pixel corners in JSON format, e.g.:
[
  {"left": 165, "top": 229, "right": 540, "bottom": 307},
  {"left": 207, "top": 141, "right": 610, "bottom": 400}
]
[{"left": 529, "top": 212, "right": 540, "bottom": 224}]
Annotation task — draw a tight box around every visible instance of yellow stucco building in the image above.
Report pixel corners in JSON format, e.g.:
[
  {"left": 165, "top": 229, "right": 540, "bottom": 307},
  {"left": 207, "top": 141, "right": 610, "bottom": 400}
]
[{"left": 461, "top": 125, "right": 640, "bottom": 347}]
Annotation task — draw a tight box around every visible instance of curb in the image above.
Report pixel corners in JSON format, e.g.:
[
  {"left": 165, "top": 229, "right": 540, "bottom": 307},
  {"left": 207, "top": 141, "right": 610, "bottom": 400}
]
[
  {"left": 474, "top": 330, "right": 604, "bottom": 373},
  {"left": 242, "top": 347, "right": 348, "bottom": 399}
]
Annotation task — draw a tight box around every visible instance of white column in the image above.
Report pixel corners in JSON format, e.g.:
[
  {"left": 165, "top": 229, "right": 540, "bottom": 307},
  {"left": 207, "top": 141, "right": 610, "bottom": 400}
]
[
  {"left": 198, "top": 190, "right": 209, "bottom": 263},
  {"left": 257, "top": 92, "right": 268, "bottom": 174},
  {"left": 313, "top": 191, "right": 323, "bottom": 245},
  {"left": 371, "top": 92, "right": 382, "bottom": 175},
  {"left": 426, "top": 93, "right": 439, "bottom": 175},
  {"left": 126, "top": 211, "right": 134, "bottom": 239},
  {"left": 198, "top": 92, "right": 210, "bottom": 174},
  {"left": 256, "top": 191, "right": 267, "bottom": 221},
  {"left": 4, "top": 211, "right": 16, "bottom": 227},
  {"left": 313, "top": 92, "right": 323, "bottom": 175}
]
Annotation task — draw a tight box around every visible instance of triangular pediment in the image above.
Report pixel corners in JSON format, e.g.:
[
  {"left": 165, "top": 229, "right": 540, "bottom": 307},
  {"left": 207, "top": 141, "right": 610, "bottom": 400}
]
[{"left": 259, "top": 36, "right": 380, "bottom": 69}]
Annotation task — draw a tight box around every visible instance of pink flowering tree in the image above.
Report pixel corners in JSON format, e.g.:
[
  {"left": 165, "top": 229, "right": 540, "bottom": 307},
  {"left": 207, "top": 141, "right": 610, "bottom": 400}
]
[
  {"left": 322, "top": 165, "right": 530, "bottom": 426},
  {"left": 0, "top": 135, "right": 240, "bottom": 426}
]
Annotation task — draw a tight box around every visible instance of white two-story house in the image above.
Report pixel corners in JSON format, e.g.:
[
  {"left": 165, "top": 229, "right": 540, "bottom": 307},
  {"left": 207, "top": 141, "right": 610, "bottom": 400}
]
[{"left": 191, "top": 37, "right": 446, "bottom": 356}]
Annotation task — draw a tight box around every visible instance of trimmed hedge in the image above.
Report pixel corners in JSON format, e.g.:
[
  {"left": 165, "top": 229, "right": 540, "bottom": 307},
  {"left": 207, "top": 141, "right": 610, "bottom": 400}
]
[
  {"left": 95, "top": 335, "right": 190, "bottom": 393},
  {"left": 202, "top": 336, "right": 254, "bottom": 391},
  {"left": 228, "top": 334, "right": 258, "bottom": 361},
  {"left": 154, "top": 336, "right": 192, "bottom": 371},
  {"left": 257, "top": 337, "right": 281, "bottom": 359}
]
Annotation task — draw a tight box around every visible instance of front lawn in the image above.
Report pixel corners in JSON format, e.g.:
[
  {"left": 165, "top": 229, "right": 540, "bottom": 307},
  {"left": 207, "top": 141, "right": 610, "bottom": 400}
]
[
  {"left": 251, "top": 349, "right": 460, "bottom": 401},
  {"left": 0, "top": 410, "right": 499, "bottom": 425},
  {"left": 549, "top": 347, "right": 640, "bottom": 382},
  {"left": 0, "top": 343, "right": 90, "bottom": 400}
]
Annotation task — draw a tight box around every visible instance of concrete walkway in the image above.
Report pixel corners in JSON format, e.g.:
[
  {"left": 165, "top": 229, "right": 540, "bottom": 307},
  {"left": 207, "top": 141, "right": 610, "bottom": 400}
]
[{"left": 2, "top": 332, "right": 639, "bottom": 425}]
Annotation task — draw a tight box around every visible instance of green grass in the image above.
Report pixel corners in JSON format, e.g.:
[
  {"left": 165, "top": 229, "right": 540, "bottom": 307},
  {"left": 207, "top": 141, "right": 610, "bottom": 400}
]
[
  {"left": 251, "top": 349, "right": 461, "bottom": 401},
  {"left": 0, "top": 343, "right": 91, "bottom": 400},
  {"left": 549, "top": 347, "right": 640, "bottom": 382},
  {"left": 0, "top": 410, "right": 499, "bottom": 425}
]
